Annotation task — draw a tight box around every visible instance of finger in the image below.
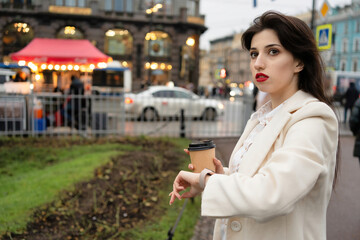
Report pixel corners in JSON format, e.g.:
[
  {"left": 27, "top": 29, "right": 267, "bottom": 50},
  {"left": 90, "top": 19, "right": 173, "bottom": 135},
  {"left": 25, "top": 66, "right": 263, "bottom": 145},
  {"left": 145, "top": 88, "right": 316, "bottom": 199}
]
[
  {"left": 169, "top": 193, "right": 176, "bottom": 205},
  {"left": 213, "top": 157, "right": 224, "bottom": 174},
  {"left": 175, "top": 186, "right": 185, "bottom": 192},
  {"left": 172, "top": 190, "right": 182, "bottom": 200},
  {"left": 183, "top": 149, "right": 190, "bottom": 155},
  {"left": 188, "top": 163, "right": 194, "bottom": 171}
]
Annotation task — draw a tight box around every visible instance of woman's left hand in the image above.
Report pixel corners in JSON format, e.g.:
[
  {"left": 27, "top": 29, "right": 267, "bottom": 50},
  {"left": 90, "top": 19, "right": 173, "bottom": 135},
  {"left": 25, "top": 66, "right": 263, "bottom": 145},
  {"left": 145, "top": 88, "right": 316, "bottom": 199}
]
[{"left": 169, "top": 170, "right": 202, "bottom": 205}]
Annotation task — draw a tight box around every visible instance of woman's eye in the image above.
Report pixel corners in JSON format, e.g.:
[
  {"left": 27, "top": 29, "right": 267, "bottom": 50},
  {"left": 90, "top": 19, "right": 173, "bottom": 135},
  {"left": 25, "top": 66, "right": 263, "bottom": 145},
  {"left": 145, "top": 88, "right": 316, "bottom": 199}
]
[
  {"left": 250, "top": 52, "right": 258, "bottom": 58},
  {"left": 269, "top": 49, "right": 279, "bottom": 55}
]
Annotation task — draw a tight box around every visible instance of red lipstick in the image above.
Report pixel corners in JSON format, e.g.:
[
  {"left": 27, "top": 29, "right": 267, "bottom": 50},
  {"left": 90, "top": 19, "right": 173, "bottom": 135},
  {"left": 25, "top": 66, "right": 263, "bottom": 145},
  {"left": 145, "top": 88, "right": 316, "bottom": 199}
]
[{"left": 255, "top": 73, "right": 269, "bottom": 82}]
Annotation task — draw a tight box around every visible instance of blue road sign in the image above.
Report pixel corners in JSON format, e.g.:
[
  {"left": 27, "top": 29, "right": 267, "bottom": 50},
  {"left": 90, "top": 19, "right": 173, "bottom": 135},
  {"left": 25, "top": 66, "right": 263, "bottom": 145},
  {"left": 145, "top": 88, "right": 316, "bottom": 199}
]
[{"left": 316, "top": 24, "right": 332, "bottom": 50}]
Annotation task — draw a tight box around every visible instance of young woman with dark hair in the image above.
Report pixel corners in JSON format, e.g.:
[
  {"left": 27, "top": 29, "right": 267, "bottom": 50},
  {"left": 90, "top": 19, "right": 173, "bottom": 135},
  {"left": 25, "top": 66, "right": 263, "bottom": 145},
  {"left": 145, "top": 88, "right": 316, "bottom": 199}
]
[{"left": 169, "top": 11, "right": 339, "bottom": 240}]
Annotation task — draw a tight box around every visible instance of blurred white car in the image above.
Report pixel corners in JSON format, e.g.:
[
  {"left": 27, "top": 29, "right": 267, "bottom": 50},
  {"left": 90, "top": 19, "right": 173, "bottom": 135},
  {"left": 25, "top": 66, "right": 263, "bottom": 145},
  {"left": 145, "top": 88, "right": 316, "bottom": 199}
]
[{"left": 125, "top": 86, "right": 225, "bottom": 121}]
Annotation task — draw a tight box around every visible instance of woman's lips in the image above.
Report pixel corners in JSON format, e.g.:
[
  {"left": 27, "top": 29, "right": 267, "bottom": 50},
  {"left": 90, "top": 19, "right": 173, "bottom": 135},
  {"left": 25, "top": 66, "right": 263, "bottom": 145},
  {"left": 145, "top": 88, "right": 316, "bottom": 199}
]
[{"left": 255, "top": 73, "right": 269, "bottom": 82}]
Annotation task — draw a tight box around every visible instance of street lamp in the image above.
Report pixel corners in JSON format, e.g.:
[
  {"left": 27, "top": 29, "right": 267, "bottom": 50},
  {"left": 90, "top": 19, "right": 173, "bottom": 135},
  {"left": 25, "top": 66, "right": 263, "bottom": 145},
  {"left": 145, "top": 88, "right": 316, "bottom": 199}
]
[
  {"left": 146, "top": 2, "right": 163, "bottom": 86},
  {"left": 146, "top": 3, "right": 163, "bottom": 14}
]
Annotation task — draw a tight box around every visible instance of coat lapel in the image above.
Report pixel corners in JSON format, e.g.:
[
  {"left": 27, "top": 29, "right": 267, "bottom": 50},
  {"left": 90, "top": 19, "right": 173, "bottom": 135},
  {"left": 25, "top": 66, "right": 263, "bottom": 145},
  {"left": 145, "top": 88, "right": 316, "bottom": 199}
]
[{"left": 236, "top": 110, "right": 291, "bottom": 176}]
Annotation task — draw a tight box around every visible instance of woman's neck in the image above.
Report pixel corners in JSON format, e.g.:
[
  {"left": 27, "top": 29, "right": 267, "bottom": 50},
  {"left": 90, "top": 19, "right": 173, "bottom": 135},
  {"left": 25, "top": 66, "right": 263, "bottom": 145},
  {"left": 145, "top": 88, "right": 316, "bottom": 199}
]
[{"left": 270, "top": 89, "right": 299, "bottom": 109}]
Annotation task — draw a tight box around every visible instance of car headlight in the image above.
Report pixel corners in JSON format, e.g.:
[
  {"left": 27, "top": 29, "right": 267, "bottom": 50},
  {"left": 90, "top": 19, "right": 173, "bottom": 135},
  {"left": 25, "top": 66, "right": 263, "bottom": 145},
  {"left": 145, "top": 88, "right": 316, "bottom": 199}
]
[{"left": 217, "top": 102, "right": 224, "bottom": 110}]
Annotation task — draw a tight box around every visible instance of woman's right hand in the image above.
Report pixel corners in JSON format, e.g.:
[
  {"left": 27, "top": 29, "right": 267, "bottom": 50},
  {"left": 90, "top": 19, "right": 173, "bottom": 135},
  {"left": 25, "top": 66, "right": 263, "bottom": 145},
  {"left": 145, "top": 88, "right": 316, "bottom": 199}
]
[
  {"left": 169, "top": 170, "right": 202, "bottom": 205},
  {"left": 184, "top": 149, "right": 224, "bottom": 174}
]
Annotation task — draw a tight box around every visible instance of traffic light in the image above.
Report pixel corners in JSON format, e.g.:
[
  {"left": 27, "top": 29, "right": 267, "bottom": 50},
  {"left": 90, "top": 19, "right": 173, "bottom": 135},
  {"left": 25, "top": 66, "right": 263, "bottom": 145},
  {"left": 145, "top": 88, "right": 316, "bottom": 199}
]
[{"left": 220, "top": 68, "right": 227, "bottom": 79}]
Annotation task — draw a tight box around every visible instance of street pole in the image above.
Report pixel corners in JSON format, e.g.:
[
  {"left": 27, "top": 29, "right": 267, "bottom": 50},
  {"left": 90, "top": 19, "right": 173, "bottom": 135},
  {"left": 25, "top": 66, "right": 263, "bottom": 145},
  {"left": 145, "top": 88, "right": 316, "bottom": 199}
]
[
  {"left": 147, "top": 0, "right": 154, "bottom": 86},
  {"left": 145, "top": 1, "right": 162, "bottom": 86},
  {"left": 311, "top": 0, "right": 316, "bottom": 32}
]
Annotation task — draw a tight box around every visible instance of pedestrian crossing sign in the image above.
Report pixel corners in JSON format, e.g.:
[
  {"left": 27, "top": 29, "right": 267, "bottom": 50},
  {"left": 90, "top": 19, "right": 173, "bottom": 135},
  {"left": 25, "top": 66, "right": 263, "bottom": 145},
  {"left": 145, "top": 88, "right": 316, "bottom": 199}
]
[{"left": 316, "top": 24, "right": 332, "bottom": 50}]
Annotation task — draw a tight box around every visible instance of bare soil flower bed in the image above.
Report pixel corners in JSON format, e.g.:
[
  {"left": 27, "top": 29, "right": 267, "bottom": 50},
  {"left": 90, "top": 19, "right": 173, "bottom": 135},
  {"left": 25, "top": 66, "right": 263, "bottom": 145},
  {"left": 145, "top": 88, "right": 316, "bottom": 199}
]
[{"left": 2, "top": 137, "right": 182, "bottom": 240}]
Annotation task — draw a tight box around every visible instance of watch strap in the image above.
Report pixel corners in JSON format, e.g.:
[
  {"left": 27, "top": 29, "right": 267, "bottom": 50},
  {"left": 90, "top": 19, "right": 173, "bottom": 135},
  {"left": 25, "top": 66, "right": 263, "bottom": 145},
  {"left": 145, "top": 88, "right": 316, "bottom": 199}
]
[{"left": 199, "top": 168, "right": 214, "bottom": 189}]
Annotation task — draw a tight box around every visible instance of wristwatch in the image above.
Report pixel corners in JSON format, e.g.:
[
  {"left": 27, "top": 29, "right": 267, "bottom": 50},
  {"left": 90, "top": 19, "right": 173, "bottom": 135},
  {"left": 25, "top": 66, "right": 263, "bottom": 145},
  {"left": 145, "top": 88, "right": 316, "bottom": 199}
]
[{"left": 199, "top": 168, "right": 214, "bottom": 189}]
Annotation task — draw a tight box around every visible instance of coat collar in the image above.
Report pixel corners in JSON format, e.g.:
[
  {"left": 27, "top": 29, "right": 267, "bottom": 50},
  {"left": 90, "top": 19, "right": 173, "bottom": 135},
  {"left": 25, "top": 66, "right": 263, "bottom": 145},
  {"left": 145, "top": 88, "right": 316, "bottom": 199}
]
[{"left": 229, "top": 90, "right": 318, "bottom": 176}]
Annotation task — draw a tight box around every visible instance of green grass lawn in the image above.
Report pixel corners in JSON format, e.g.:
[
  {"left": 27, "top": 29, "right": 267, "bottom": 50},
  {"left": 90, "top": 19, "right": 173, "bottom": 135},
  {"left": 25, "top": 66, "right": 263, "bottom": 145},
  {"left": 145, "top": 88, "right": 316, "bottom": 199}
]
[
  {"left": 0, "top": 137, "right": 201, "bottom": 239},
  {"left": 0, "top": 143, "right": 124, "bottom": 234}
]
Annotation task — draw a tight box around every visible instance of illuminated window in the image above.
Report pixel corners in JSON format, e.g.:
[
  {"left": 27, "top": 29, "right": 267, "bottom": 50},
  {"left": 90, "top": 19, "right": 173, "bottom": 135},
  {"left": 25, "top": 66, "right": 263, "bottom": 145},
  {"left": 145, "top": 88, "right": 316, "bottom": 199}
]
[
  {"left": 105, "top": 29, "right": 133, "bottom": 55},
  {"left": 144, "top": 31, "right": 172, "bottom": 57},
  {"left": 56, "top": 26, "right": 84, "bottom": 39},
  {"left": 2, "top": 22, "right": 34, "bottom": 56}
]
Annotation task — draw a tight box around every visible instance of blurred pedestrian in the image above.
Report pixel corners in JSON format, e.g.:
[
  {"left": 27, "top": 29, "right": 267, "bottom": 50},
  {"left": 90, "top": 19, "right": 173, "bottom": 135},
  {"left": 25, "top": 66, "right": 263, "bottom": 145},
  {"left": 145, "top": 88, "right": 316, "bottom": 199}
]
[
  {"left": 69, "top": 75, "right": 84, "bottom": 95},
  {"left": 342, "top": 82, "right": 359, "bottom": 123},
  {"left": 13, "top": 70, "right": 27, "bottom": 82},
  {"left": 169, "top": 11, "right": 339, "bottom": 240},
  {"left": 349, "top": 98, "right": 360, "bottom": 165},
  {"left": 66, "top": 75, "right": 86, "bottom": 129}
]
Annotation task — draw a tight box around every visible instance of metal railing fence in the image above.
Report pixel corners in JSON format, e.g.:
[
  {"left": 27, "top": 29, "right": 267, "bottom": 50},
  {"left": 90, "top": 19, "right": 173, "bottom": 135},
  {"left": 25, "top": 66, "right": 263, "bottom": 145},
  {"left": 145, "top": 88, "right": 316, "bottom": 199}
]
[{"left": 0, "top": 93, "right": 253, "bottom": 138}]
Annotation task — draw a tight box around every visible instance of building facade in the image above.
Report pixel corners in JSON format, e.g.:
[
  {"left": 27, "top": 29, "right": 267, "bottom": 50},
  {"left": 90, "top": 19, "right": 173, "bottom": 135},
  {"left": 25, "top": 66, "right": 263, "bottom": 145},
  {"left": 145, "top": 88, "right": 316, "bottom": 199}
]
[
  {"left": 198, "top": 11, "right": 316, "bottom": 95},
  {"left": 198, "top": 33, "right": 252, "bottom": 94},
  {"left": 0, "top": 0, "right": 206, "bottom": 91},
  {"left": 317, "top": 0, "right": 360, "bottom": 72}
]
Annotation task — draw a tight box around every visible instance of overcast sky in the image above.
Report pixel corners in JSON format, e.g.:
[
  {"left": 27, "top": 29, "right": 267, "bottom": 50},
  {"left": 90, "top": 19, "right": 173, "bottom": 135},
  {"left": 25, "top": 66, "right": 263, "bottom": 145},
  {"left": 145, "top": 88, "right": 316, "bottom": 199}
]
[{"left": 199, "top": 0, "right": 352, "bottom": 50}]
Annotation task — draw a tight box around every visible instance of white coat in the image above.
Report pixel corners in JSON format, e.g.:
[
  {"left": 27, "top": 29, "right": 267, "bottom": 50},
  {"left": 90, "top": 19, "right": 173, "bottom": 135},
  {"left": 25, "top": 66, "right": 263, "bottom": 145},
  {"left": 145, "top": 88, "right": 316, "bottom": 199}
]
[{"left": 201, "top": 90, "right": 338, "bottom": 240}]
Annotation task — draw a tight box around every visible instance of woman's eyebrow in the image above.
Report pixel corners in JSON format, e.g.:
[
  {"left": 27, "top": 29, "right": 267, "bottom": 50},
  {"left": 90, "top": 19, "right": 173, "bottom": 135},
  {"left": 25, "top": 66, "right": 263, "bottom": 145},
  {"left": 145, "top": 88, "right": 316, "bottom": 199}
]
[
  {"left": 265, "top": 43, "right": 281, "bottom": 48},
  {"left": 250, "top": 43, "right": 282, "bottom": 50}
]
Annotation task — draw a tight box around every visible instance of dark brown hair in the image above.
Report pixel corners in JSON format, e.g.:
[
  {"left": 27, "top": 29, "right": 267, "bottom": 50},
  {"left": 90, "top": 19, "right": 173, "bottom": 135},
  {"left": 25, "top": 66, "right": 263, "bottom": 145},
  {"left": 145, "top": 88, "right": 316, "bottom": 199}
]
[
  {"left": 241, "top": 11, "right": 340, "bottom": 188},
  {"left": 242, "top": 11, "right": 331, "bottom": 104}
]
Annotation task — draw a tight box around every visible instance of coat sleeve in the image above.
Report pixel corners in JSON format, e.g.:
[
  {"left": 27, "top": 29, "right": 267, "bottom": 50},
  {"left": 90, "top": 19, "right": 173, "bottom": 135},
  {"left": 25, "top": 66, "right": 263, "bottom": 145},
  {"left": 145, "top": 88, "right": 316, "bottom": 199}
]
[{"left": 201, "top": 109, "right": 338, "bottom": 222}]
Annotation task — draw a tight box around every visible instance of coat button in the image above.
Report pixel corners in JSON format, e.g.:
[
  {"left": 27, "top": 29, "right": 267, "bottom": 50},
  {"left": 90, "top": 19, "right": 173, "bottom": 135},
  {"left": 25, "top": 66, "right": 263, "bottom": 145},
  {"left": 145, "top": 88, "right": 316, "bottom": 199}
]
[{"left": 230, "top": 220, "right": 242, "bottom": 232}]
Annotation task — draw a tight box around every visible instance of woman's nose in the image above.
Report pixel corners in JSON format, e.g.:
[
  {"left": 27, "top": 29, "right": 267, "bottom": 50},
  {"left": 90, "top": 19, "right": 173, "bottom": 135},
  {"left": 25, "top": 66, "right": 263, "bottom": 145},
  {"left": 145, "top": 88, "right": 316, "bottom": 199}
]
[{"left": 254, "top": 55, "right": 265, "bottom": 70}]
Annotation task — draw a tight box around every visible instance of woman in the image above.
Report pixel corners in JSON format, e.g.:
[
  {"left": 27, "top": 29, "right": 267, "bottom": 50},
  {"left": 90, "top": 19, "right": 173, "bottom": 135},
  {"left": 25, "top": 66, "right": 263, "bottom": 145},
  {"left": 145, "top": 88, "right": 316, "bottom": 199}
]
[{"left": 169, "top": 11, "right": 339, "bottom": 240}]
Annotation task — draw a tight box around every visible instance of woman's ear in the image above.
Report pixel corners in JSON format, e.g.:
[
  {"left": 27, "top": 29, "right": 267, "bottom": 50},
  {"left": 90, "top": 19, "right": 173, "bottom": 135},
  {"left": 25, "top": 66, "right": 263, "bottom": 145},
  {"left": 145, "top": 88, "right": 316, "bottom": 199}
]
[{"left": 295, "top": 61, "right": 304, "bottom": 73}]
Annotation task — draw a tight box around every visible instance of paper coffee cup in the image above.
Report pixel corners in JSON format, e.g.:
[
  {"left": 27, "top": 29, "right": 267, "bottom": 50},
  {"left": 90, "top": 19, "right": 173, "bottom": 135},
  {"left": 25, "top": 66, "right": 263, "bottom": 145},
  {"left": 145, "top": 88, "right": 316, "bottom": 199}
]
[{"left": 188, "top": 140, "right": 216, "bottom": 173}]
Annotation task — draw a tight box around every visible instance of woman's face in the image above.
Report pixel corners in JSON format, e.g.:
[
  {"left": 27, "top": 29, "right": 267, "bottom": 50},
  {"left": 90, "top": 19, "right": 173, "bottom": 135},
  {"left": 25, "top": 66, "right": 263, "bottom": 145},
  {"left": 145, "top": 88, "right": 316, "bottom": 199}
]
[{"left": 249, "top": 29, "right": 303, "bottom": 106}]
